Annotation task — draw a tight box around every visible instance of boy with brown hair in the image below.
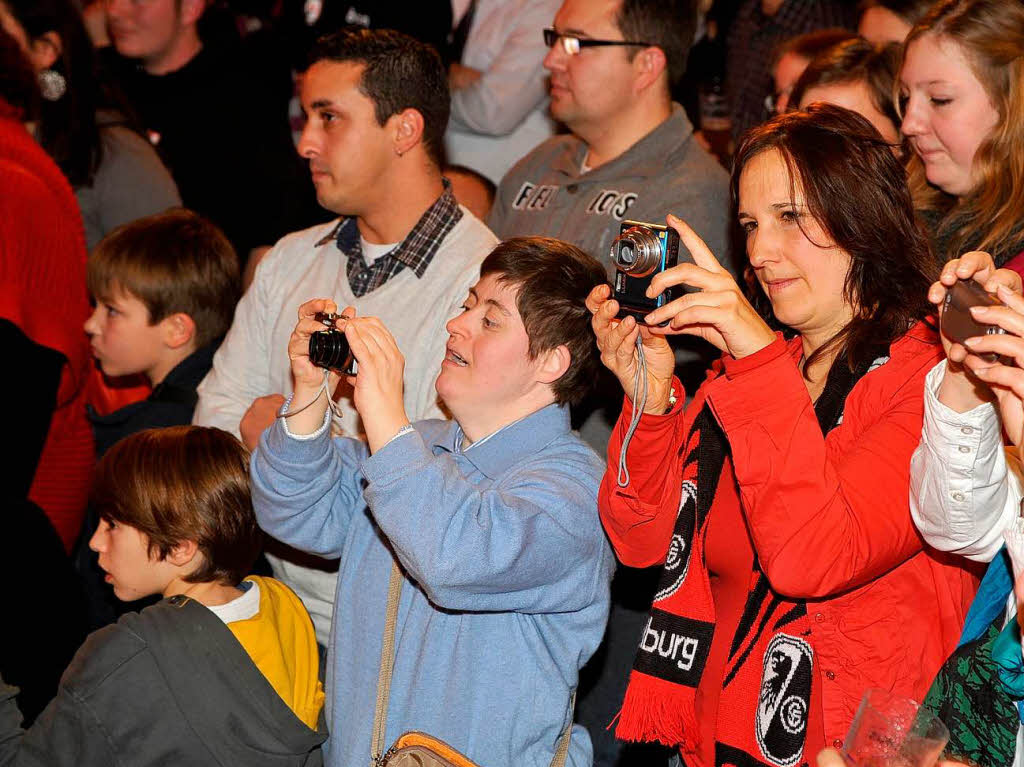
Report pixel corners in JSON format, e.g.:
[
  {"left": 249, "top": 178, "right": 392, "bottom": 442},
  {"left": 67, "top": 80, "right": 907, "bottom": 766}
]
[
  {"left": 0, "top": 426, "right": 326, "bottom": 765},
  {"left": 84, "top": 208, "right": 239, "bottom": 456}
]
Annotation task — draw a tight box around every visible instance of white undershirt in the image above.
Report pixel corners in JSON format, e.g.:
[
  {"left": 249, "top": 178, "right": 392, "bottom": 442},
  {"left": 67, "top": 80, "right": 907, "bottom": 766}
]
[
  {"left": 205, "top": 579, "right": 260, "bottom": 624},
  {"left": 359, "top": 236, "right": 400, "bottom": 265}
]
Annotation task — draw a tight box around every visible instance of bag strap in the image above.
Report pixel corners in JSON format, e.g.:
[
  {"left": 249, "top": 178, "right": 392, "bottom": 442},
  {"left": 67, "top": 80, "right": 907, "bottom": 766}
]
[
  {"left": 370, "top": 559, "right": 575, "bottom": 767},
  {"left": 371, "top": 560, "right": 405, "bottom": 765},
  {"left": 551, "top": 690, "right": 574, "bottom": 767}
]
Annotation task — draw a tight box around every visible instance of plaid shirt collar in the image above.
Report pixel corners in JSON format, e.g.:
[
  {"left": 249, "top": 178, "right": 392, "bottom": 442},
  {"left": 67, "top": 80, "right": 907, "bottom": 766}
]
[{"left": 315, "top": 182, "right": 463, "bottom": 297}]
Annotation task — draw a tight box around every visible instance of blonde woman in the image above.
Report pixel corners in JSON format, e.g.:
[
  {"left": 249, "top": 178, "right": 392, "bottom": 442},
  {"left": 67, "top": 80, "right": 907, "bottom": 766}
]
[{"left": 899, "top": 0, "right": 1024, "bottom": 270}]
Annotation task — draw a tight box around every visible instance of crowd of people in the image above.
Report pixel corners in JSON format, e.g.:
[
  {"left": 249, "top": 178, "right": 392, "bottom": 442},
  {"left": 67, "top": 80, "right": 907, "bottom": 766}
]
[{"left": 2, "top": 0, "right": 1024, "bottom": 766}]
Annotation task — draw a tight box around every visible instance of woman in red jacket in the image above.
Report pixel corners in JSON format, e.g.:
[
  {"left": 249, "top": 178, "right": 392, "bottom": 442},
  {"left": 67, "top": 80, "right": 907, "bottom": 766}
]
[{"left": 588, "top": 103, "right": 979, "bottom": 767}]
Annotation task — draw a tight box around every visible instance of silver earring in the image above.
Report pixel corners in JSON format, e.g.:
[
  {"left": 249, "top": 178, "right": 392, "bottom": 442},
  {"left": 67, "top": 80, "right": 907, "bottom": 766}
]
[{"left": 38, "top": 69, "right": 67, "bottom": 101}]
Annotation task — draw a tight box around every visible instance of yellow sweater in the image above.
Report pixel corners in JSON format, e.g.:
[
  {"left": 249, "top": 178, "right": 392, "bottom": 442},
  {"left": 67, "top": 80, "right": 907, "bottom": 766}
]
[{"left": 226, "top": 576, "right": 325, "bottom": 729}]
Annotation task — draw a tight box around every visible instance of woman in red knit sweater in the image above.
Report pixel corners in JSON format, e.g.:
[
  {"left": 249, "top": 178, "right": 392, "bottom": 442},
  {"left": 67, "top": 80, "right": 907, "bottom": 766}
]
[
  {"left": 0, "top": 34, "right": 93, "bottom": 550},
  {"left": 588, "top": 103, "right": 979, "bottom": 767}
]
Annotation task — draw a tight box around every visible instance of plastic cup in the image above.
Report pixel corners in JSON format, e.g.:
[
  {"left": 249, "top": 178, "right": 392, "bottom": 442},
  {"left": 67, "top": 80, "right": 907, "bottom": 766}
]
[{"left": 841, "top": 689, "right": 949, "bottom": 767}]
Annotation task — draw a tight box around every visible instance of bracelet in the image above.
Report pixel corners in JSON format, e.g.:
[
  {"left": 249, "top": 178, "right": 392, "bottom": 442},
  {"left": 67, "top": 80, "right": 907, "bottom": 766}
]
[{"left": 664, "top": 386, "right": 678, "bottom": 414}]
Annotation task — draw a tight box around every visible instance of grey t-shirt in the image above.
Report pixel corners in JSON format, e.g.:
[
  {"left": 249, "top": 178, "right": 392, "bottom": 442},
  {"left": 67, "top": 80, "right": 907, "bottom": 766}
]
[{"left": 76, "top": 124, "right": 181, "bottom": 250}]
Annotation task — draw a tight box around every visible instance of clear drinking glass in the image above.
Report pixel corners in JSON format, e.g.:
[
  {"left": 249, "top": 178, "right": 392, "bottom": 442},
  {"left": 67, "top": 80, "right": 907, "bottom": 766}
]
[{"left": 841, "top": 689, "right": 949, "bottom": 767}]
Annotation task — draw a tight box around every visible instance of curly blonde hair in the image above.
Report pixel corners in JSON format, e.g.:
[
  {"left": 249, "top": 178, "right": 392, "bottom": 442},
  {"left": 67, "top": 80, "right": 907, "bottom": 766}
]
[{"left": 900, "top": 0, "right": 1024, "bottom": 263}]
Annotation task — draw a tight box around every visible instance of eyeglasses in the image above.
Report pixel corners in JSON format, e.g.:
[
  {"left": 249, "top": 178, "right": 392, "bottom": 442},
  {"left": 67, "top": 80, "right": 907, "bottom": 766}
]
[{"left": 542, "top": 28, "right": 655, "bottom": 56}]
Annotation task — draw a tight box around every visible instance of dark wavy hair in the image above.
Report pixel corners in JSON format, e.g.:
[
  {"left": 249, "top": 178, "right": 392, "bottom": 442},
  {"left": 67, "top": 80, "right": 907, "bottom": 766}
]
[
  {"left": 790, "top": 38, "right": 902, "bottom": 142},
  {"left": 0, "top": 26, "right": 38, "bottom": 117},
  {"left": 3, "top": 0, "right": 103, "bottom": 187},
  {"left": 731, "top": 103, "right": 937, "bottom": 374}
]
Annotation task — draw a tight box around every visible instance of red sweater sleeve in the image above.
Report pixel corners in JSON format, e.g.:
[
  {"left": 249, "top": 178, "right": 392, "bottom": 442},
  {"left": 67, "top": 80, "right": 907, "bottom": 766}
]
[
  {"left": 705, "top": 333, "right": 940, "bottom": 599},
  {"left": 598, "top": 377, "right": 692, "bottom": 567}
]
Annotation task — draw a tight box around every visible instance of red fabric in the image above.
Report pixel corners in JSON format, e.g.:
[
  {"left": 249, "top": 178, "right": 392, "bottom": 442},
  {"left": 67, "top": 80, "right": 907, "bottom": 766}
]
[
  {"left": 0, "top": 106, "right": 93, "bottom": 551},
  {"left": 85, "top": 365, "right": 151, "bottom": 417},
  {"left": 600, "top": 323, "right": 980, "bottom": 764},
  {"left": 1001, "top": 249, "right": 1024, "bottom": 281}
]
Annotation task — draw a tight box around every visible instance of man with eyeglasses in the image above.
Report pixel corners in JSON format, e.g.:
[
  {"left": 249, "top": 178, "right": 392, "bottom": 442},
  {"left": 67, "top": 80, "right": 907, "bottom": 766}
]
[
  {"left": 488, "top": 0, "right": 729, "bottom": 273},
  {"left": 487, "top": 2, "right": 730, "bottom": 765}
]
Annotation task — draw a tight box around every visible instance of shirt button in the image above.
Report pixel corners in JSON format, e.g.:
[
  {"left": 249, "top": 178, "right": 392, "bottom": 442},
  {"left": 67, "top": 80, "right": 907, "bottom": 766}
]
[
  {"left": 961, "top": 426, "right": 974, "bottom": 435},
  {"left": 833, "top": 739, "right": 843, "bottom": 748},
  {"left": 814, "top": 612, "right": 825, "bottom": 623},
  {"left": 566, "top": 184, "right": 578, "bottom": 193},
  {"left": 826, "top": 670, "right": 836, "bottom": 680},
  {"left": 951, "top": 491, "right": 966, "bottom": 502},
  {"left": 959, "top": 445, "right": 971, "bottom": 453}
]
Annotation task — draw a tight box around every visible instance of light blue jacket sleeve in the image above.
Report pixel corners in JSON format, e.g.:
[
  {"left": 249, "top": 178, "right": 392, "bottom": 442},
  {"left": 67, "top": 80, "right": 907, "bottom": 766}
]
[
  {"left": 360, "top": 430, "right": 611, "bottom": 615},
  {"left": 250, "top": 417, "right": 370, "bottom": 559}
]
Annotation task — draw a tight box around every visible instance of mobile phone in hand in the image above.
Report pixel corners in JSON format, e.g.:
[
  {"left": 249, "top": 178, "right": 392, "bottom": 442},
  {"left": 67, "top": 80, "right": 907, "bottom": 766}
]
[{"left": 941, "top": 279, "right": 1006, "bottom": 361}]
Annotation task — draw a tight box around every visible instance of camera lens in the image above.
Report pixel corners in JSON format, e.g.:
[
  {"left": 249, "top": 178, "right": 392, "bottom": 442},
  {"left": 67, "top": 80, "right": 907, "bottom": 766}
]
[
  {"left": 308, "top": 330, "right": 351, "bottom": 370},
  {"left": 610, "top": 226, "right": 662, "bottom": 276}
]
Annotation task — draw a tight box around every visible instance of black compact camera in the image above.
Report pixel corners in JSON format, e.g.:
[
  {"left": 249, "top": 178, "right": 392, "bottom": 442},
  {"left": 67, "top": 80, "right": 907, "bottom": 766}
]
[
  {"left": 308, "top": 312, "right": 357, "bottom": 375},
  {"left": 610, "top": 220, "right": 692, "bottom": 323}
]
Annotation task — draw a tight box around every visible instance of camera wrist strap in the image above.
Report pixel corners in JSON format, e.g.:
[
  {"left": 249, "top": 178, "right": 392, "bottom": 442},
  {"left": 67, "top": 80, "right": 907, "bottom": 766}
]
[
  {"left": 616, "top": 336, "right": 648, "bottom": 488},
  {"left": 278, "top": 370, "right": 344, "bottom": 421}
]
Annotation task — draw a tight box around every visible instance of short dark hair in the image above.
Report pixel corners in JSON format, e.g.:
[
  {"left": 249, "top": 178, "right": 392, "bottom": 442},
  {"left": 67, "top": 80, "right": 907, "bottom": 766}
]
[
  {"left": 3, "top": 0, "right": 104, "bottom": 187},
  {"left": 88, "top": 209, "right": 239, "bottom": 349},
  {"left": 858, "top": 0, "right": 937, "bottom": 26},
  {"left": 91, "top": 426, "right": 262, "bottom": 586},
  {"left": 615, "top": 0, "right": 697, "bottom": 90},
  {"left": 479, "top": 237, "right": 607, "bottom": 406},
  {"left": 789, "top": 39, "right": 902, "bottom": 137},
  {"left": 731, "top": 103, "right": 936, "bottom": 374},
  {"left": 771, "top": 28, "right": 859, "bottom": 70},
  {"left": 307, "top": 28, "right": 449, "bottom": 167}
]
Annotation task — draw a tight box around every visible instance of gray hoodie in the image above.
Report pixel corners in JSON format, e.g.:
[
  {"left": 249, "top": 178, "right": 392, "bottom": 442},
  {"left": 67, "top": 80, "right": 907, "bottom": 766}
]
[{"left": 0, "top": 597, "right": 326, "bottom": 766}]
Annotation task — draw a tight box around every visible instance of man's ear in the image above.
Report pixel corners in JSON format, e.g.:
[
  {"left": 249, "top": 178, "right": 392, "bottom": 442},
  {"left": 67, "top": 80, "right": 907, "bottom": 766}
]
[
  {"left": 536, "top": 344, "right": 571, "bottom": 386},
  {"left": 179, "top": 0, "right": 206, "bottom": 27},
  {"left": 29, "top": 31, "right": 61, "bottom": 71},
  {"left": 166, "top": 539, "right": 199, "bottom": 568},
  {"left": 392, "top": 108, "right": 425, "bottom": 157},
  {"left": 632, "top": 46, "right": 668, "bottom": 94},
  {"left": 160, "top": 312, "right": 197, "bottom": 350}
]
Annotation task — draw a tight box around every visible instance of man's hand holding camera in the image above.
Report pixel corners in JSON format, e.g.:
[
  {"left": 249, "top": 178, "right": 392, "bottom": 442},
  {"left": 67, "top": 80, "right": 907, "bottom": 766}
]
[{"left": 287, "top": 299, "right": 410, "bottom": 452}]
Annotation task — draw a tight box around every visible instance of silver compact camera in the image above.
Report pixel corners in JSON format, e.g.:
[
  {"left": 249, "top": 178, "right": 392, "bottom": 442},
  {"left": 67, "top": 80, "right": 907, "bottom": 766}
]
[{"left": 610, "top": 220, "right": 693, "bottom": 324}]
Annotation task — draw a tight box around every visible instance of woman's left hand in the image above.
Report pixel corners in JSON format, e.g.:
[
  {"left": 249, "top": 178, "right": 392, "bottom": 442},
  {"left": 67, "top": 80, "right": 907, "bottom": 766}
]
[{"left": 643, "top": 215, "right": 776, "bottom": 359}]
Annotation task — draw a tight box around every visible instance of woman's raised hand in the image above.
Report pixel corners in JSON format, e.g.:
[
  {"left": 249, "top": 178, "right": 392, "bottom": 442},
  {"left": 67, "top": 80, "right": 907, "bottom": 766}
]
[
  {"left": 929, "top": 250, "right": 1022, "bottom": 363},
  {"left": 931, "top": 251, "right": 1024, "bottom": 419},
  {"left": 643, "top": 215, "right": 776, "bottom": 360},
  {"left": 586, "top": 285, "right": 676, "bottom": 414}
]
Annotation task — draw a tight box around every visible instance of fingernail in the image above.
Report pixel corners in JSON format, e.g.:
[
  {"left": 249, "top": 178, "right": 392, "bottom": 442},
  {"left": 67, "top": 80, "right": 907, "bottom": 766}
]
[
  {"left": 964, "top": 337, "right": 979, "bottom": 346},
  {"left": 667, "top": 214, "right": 679, "bottom": 223},
  {"left": 970, "top": 305, "right": 989, "bottom": 315}
]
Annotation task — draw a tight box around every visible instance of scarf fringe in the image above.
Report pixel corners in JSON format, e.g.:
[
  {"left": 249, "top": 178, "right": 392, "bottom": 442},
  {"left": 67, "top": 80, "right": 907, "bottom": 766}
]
[{"left": 615, "top": 671, "right": 699, "bottom": 753}]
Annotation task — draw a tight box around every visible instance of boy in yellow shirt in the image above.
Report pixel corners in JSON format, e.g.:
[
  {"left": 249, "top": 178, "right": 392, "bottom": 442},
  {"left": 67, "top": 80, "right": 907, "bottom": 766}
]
[{"left": 0, "top": 426, "right": 325, "bottom": 765}]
